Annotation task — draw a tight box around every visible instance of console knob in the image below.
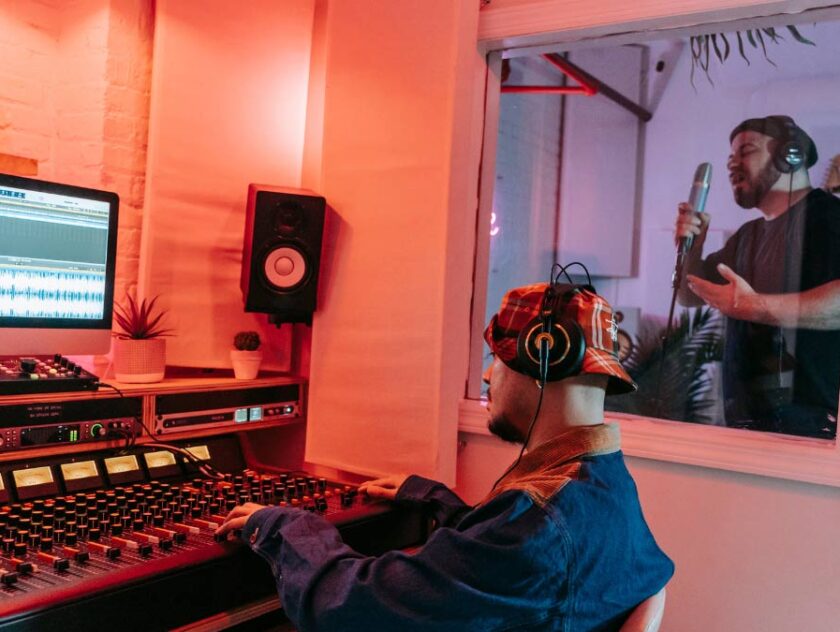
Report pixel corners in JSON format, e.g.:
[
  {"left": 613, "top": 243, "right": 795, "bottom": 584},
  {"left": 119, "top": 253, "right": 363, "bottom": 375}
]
[{"left": 19, "top": 358, "right": 36, "bottom": 374}]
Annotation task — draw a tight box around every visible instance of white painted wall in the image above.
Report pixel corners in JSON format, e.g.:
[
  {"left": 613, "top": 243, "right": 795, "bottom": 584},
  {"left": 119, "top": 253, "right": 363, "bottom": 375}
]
[
  {"left": 302, "top": 0, "right": 482, "bottom": 484},
  {"left": 139, "top": 0, "right": 315, "bottom": 371}
]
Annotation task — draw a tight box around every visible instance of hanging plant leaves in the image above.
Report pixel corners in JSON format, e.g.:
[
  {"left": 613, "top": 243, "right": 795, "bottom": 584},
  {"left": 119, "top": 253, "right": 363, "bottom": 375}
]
[
  {"left": 720, "top": 33, "right": 731, "bottom": 60},
  {"left": 702, "top": 35, "right": 711, "bottom": 74},
  {"left": 690, "top": 35, "right": 703, "bottom": 87},
  {"left": 711, "top": 34, "right": 724, "bottom": 63},
  {"left": 688, "top": 24, "right": 816, "bottom": 86},
  {"left": 762, "top": 27, "right": 782, "bottom": 44},
  {"left": 787, "top": 25, "right": 816, "bottom": 46},
  {"left": 755, "top": 30, "right": 777, "bottom": 66},
  {"left": 736, "top": 31, "right": 750, "bottom": 65}
]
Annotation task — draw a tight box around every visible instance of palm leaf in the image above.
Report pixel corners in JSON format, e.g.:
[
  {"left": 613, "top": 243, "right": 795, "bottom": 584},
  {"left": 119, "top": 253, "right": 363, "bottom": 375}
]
[{"left": 606, "top": 308, "right": 724, "bottom": 422}]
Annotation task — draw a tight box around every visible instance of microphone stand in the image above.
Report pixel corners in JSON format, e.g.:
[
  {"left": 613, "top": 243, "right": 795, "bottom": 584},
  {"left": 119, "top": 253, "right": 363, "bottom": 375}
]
[{"left": 655, "top": 246, "right": 689, "bottom": 418}]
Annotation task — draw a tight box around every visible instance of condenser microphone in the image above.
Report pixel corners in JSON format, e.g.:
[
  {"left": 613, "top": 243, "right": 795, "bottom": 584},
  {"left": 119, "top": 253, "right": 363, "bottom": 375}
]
[{"left": 679, "top": 162, "right": 712, "bottom": 254}]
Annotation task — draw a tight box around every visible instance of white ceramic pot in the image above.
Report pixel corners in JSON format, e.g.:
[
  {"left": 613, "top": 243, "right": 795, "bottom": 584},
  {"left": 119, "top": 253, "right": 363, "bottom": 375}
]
[
  {"left": 112, "top": 338, "right": 166, "bottom": 383},
  {"left": 230, "top": 349, "right": 262, "bottom": 380}
]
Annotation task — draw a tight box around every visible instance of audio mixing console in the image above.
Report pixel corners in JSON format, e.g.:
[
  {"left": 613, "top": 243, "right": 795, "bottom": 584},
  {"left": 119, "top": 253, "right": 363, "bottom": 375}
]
[
  {"left": 0, "top": 436, "right": 427, "bottom": 631},
  {"left": 0, "top": 355, "right": 99, "bottom": 395}
]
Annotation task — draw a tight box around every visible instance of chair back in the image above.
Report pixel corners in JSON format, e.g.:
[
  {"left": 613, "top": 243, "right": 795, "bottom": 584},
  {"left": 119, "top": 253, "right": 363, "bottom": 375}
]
[{"left": 618, "top": 588, "right": 666, "bottom": 632}]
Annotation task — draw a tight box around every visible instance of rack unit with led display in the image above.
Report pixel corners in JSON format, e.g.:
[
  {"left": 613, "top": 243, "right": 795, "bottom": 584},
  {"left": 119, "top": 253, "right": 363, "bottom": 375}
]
[
  {"left": 0, "top": 397, "right": 142, "bottom": 453},
  {"left": 152, "top": 383, "right": 301, "bottom": 435}
]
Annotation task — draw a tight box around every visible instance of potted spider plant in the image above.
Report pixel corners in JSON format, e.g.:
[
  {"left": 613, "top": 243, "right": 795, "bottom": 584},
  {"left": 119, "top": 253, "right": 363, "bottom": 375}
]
[
  {"left": 112, "top": 295, "right": 171, "bottom": 383},
  {"left": 231, "top": 331, "right": 262, "bottom": 379}
]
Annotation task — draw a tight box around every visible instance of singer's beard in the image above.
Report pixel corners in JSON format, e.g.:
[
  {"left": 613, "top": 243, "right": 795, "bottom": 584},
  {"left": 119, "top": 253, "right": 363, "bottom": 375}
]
[
  {"left": 488, "top": 413, "right": 526, "bottom": 444},
  {"left": 733, "top": 161, "right": 781, "bottom": 209}
]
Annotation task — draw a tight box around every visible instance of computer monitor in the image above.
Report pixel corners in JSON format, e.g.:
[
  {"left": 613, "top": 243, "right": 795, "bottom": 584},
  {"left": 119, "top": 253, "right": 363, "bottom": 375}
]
[{"left": 0, "top": 174, "right": 119, "bottom": 356}]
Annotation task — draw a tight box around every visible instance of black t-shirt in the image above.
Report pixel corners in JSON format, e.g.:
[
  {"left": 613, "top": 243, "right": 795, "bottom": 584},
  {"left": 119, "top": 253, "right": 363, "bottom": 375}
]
[{"left": 703, "top": 189, "right": 840, "bottom": 435}]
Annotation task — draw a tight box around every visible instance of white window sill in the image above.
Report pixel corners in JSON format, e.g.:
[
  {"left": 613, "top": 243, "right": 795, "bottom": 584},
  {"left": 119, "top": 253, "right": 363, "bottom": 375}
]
[{"left": 458, "top": 399, "right": 840, "bottom": 488}]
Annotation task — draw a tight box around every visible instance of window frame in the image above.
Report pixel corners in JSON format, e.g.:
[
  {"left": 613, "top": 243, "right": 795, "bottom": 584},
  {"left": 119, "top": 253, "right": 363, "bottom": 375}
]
[{"left": 462, "top": 1, "right": 840, "bottom": 488}]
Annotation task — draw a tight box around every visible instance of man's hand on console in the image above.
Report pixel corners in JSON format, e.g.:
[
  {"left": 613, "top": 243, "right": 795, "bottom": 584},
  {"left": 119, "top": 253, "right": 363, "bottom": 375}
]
[
  {"left": 215, "top": 502, "right": 267, "bottom": 538},
  {"left": 358, "top": 474, "right": 410, "bottom": 501}
]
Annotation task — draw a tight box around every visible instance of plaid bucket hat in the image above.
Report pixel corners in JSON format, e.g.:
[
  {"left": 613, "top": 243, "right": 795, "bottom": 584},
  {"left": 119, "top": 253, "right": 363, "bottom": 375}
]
[{"left": 484, "top": 282, "right": 636, "bottom": 395}]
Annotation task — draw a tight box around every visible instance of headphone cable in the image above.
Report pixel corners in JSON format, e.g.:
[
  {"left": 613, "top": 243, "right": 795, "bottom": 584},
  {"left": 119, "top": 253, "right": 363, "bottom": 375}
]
[
  {"left": 490, "top": 385, "right": 545, "bottom": 493},
  {"left": 491, "top": 261, "right": 591, "bottom": 493}
]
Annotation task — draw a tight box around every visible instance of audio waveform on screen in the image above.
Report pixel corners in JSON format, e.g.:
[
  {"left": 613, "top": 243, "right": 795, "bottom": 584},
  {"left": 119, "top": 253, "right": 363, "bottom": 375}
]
[{"left": 0, "top": 267, "right": 105, "bottom": 319}]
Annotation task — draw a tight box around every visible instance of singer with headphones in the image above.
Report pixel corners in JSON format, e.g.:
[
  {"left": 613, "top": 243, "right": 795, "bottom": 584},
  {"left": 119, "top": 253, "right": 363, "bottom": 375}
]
[
  {"left": 216, "top": 269, "right": 673, "bottom": 631},
  {"left": 674, "top": 114, "right": 840, "bottom": 438}
]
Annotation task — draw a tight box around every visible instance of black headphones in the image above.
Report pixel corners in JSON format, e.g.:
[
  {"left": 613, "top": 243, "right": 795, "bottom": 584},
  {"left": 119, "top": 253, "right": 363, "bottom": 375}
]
[
  {"left": 773, "top": 118, "right": 806, "bottom": 174},
  {"left": 515, "top": 274, "right": 591, "bottom": 387}
]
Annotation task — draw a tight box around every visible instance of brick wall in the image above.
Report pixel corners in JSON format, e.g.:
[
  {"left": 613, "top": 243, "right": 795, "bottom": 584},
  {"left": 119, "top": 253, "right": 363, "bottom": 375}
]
[{"left": 0, "top": 0, "right": 153, "bottom": 302}]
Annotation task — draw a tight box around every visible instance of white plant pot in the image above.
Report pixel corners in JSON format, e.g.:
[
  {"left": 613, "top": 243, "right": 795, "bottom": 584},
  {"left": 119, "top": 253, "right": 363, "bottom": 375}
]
[
  {"left": 113, "top": 338, "right": 166, "bottom": 383},
  {"left": 230, "top": 349, "right": 262, "bottom": 380}
]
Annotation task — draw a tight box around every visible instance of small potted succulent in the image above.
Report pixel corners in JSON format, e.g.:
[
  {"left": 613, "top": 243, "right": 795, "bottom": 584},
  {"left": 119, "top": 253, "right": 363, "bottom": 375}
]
[
  {"left": 112, "top": 294, "right": 171, "bottom": 383},
  {"left": 231, "top": 331, "right": 262, "bottom": 379}
]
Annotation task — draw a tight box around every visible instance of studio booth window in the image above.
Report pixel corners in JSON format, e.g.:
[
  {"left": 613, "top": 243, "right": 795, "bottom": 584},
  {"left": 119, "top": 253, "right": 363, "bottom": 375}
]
[{"left": 467, "top": 11, "right": 840, "bottom": 485}]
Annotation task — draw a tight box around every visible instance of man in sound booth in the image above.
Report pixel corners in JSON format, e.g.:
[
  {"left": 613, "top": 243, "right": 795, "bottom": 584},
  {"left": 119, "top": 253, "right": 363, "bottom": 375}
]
[
  {"left": 217, "top": 276, "right": 674, "bottom": 631},
  {"left": 674, "top": 115, "right": 840, "bottom": 438}
]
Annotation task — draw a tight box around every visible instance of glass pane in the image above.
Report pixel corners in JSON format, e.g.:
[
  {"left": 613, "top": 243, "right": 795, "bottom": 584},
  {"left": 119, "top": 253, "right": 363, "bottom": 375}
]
[{"left": 483, "top": 17, "right": 840, "bottom": 440}]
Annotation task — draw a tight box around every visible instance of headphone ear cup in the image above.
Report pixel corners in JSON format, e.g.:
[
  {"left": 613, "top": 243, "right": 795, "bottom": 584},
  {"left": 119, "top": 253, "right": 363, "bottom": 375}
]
[
  {"left": 516, "top": 316, "right": 586, "bottom": 381},
  {"left": 774, "top": 141, "right": 802, "bottom": 173},
  {"left": 773, "top": 121, "right": 805, "bottom": 174}
]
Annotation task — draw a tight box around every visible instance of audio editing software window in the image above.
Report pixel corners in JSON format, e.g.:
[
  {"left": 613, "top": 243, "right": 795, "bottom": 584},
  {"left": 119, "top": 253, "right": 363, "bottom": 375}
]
[
  {"left": 0, "top": 184, "right": 110, "bottom": 319},
  {"left": 473, "top": 14, "right": 840, "bottom": 442}
]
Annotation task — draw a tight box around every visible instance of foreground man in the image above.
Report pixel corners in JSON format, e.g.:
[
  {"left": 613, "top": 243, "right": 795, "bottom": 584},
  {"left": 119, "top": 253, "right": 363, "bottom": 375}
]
[{"left": 217, "top": 281, "right": 674, "bottom": 631}]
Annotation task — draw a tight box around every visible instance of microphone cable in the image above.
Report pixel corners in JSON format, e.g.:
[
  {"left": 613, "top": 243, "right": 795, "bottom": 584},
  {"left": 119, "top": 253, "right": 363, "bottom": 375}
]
[{"left": 778, "top": 173, "right": 796, "bottom": 387}]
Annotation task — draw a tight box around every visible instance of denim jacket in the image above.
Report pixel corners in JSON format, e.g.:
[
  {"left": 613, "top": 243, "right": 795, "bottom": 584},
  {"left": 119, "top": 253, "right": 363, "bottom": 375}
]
[{"left": 243, "top": 424, "right": 674, "bottom": 631}]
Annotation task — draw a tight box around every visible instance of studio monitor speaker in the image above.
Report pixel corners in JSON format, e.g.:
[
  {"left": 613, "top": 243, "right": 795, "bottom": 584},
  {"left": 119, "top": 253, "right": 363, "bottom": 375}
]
[{"left": 240, "top": 184, "right": 326, "bottom": 324}]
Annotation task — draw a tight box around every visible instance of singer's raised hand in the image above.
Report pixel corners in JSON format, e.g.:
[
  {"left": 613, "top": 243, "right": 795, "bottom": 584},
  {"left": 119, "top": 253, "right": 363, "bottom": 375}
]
[
  {"left": 687, "top": 264, "right": 769, "bottom": 322},
  {"left": 675, "top": 202, "right": 711, "bottom": 245}
]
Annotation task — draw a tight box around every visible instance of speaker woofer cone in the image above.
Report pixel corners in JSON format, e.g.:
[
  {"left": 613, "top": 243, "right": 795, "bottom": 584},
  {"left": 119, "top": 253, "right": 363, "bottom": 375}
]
[{"left": 262, "top": 245, "right": 309, "bottom": 291}]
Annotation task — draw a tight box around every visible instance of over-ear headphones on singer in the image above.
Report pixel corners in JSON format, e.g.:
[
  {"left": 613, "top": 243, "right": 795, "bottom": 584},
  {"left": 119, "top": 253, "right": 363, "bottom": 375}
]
[
  {"left": 515, "top": 282, "right": 587, "bottom": 387},
  {"left": 773, "top": 117, "right": 806, "bottom": 174}
]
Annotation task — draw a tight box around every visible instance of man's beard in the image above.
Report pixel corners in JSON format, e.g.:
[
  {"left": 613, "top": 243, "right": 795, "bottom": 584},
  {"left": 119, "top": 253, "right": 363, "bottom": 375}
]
[
  {"left": 488, "top": 413, "right": 525, "bottom": 444},
  {"left": 733, "top": 160, "right": 781, "bottom": 209}
]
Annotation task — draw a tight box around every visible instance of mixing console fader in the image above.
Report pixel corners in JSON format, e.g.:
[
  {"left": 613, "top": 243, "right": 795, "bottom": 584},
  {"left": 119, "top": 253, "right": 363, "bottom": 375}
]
[{"left": 0, "top": 435, "right": 427, "bottom": 631}]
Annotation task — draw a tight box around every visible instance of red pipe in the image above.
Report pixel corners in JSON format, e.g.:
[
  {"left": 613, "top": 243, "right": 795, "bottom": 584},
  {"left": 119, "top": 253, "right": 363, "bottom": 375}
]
[
  {"left": 501, "top": 85, "right": 593, "bottom": 95},
  {"left": 540, "top": 54, "right": 598, "bottom": 96}
]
